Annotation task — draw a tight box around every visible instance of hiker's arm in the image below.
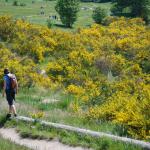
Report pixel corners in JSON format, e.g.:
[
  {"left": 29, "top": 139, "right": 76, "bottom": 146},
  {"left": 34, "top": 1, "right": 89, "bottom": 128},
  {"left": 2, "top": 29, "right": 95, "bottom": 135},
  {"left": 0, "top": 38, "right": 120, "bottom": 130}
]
[{"left": 2, "top": 81, "right": 6, "bottom": 97}]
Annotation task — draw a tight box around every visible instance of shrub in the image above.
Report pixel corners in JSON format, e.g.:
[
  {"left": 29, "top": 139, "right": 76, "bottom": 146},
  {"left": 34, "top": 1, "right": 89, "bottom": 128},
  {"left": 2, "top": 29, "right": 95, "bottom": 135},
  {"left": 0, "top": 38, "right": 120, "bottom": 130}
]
[
  {"left": 111, "top": 0, "right": 150, "bottom": 23},
  {"left": 55, "top": 0, "right": 80, "bottom": 27},
  {"left": 0, "top": 16, "right": 150, "bottom": 139},
  {"left": 20, "top": 3, "right": 26, "bottom": 7},
  {"left": 110, "top": 4, "right": 122, "bottom": 16},
  {"left": 0, "top": 16, "right": 15, "bottom": 41},
  {"left": 92, "top": 7, "right": 107, "bottom": 24},
  {"left": 13, "top": 0, "right": 19, "bottom": 6},
  {"left": 47, "top": 19, "right": 55, "bottom": 28}
]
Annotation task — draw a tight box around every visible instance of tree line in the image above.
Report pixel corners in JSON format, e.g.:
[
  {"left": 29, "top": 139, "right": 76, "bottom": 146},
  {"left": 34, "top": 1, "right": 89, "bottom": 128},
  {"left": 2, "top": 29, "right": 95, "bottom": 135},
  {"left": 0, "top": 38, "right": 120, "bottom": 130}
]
[{"left": 55, "top": 0, "right": 150, "bottom": 28}]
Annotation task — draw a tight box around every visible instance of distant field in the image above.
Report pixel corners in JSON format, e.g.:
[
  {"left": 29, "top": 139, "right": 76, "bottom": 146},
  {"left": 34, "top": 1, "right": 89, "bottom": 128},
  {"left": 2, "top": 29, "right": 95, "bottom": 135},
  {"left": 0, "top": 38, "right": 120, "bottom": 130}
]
[{"left": 0, "top": 0, "right": 112, "bottom": 29}]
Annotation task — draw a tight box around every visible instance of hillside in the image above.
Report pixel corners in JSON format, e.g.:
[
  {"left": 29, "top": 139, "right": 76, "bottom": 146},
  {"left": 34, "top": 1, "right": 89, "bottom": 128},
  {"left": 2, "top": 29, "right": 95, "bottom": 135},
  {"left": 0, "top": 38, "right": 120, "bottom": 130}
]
[
  {"left": 0, "top": 0, "right": 112, "bottom": 29},
  {"left": 0, "top": 1, "right": 150, "bottom": 150},
  {"left": 0, "top": 15, "right": 150, "bottom": 143}
]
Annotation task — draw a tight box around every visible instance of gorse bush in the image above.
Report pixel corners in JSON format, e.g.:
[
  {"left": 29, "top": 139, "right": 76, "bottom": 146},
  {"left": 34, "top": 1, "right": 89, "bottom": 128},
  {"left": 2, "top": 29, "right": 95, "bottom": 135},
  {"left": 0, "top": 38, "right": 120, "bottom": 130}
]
[
  {"left": 0, "top": 15, "right": 150, "bottom": 140},
  {"left": 0, "top": 16, "right": 57, "bottom": 62},
  {"left": 0, "top": 45, "right": 51, "bottom": 89}
]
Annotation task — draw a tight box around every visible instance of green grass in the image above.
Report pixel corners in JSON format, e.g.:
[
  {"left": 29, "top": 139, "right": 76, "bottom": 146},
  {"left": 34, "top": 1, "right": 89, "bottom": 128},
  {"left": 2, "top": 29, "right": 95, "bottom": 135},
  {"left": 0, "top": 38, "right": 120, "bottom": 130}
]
[
  {"left": 0, "top": 136, "right": 30, "bottom": 150},
  {"left": 0, "top": 0, "right": 112, "bottom": 30},
  {"left": 0, "top": 87, "right": 146, "bottom": 150},
  {"left": 0, "top": 118, "right": 143, "bottom": 150},
  {"left": 0, "top": 86, "right": 135, "bottom": 148},
  {"left": 15, "top": 87, "right": 121, "bottom": 134},
  {"left": 0, "top": 87, "right": 129, "bottom": 136}
]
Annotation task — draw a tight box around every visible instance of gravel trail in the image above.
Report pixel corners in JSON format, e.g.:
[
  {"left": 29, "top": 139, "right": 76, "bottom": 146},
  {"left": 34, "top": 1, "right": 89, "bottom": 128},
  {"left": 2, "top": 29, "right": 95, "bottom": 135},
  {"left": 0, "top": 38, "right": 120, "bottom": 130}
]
[{"left": 0, "top": 128, "right": 89, "bottom": 150}]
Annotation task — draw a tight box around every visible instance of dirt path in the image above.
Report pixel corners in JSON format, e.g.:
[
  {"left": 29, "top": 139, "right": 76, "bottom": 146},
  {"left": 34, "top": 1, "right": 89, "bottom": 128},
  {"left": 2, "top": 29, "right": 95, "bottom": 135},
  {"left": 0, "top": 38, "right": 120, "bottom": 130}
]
[{"left": 0, "top": 128, "right": 89, "bottom": 150}]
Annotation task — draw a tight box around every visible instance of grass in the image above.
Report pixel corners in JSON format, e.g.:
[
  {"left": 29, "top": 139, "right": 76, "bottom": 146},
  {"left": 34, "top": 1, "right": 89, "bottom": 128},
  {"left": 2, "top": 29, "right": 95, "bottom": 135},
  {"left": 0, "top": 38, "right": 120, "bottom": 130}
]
[
  {"left": 0, "top": 117, "right": 143, "bottom": 150},
  {"left": 0, "top": 86, "right": 128, "bottom": 136},
  {"left": 15, "top": 87, "right": 125, "bottom": 136},
  {"left": 0, "top": 136, "right": 30, "bottom": 150},
  {"left": 0, "top": 87, "right": 146, "bottom": 150},
  {"left": 0, "top": 0, "right": 112, "bottom": 30},
  {"left": 0, "top": 86, "right": 131, "bottom": 137}
]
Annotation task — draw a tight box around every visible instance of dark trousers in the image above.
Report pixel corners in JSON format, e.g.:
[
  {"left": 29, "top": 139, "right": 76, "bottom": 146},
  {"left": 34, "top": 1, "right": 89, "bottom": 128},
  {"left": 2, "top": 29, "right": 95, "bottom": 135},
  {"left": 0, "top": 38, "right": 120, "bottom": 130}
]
[{"left": 5, "top": 89, "right": 15, "bottom": 106}]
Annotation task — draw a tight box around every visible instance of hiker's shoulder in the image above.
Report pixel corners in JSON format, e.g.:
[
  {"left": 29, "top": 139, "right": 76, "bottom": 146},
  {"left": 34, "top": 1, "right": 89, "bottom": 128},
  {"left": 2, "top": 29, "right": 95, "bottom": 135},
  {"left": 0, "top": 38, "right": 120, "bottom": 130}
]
[
  {"left": 3, "top": 73, "right": 17, "bottom": 80},
  {"left": 8, "top": 73, "right": 16, "bottom": 78},
  {"left": 3, "top": 74, "right": 8, "bottom": 80}
]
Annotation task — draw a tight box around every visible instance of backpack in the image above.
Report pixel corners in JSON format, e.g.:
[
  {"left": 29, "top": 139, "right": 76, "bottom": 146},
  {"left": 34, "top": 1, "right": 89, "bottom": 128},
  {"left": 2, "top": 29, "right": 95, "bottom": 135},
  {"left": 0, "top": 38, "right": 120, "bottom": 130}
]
[{"left": 8, "top": 74, "right": 17, "bottom": 90}]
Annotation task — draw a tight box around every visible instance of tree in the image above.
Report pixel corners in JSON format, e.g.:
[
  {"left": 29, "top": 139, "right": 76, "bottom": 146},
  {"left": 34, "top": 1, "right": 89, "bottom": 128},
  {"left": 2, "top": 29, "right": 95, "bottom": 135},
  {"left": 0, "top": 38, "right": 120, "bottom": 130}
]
[
  {"left": 111, "top": 0, "right": 150, "bottom": 23},
  {"left": 131, "top": 0, "right": 150, "bottom": 22},
  {"left": 111, "top": 0, "right": 131, "bottom": 16},
  {"left": 92, "top": 7, "right": 107, "bottom": 24},
  {"left": 55, "top": 0, "right": 80, "bottom": 28},
  {"left": 13, "top": 0, "right": 19, "bottom": 6}
]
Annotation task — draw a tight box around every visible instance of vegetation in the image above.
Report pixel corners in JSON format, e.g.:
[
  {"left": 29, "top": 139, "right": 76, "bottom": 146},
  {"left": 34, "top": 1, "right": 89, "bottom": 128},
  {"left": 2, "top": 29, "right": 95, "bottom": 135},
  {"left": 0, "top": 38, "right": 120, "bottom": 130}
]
[
  {"left": 111, "top": 0, "right": 150, "bottom": 23},
  {"left": 0, "top": 15, "right": 150, "bottom": 141},
  {"left": 0, "top": 0, "right": 112, "bottom": 29},
  {"left": 92, "top": 6, "right": 107, "bottom": 24},
  {"left": 55, "top": 0, "right": 80, "bottom": 27},
  {"left": 47, "top": 18, "right": 55, "bottom": 28},
  {"left": 81, "top": 0, "right": 112, "bottom": 2},
  {"left": 0, "top": 116, "right": 143, "bottom": 150},
  {"left": 13, "top": 0, "right": 18, "bottom": 6},
  {"left": 0, "top": 136, "right": 30, "bottom": 150},
  {"left": 0, "top": 0, "right": 150, "bottom": 149}
]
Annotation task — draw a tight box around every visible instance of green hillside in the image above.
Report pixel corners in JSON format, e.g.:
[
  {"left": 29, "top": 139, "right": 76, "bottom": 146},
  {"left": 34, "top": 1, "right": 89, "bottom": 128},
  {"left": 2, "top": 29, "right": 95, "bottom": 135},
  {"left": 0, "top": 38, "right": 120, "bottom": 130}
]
[
  {"left": 0, "top": 0, "right": 112, "bottom": 29},
  {"left": 0, "top": 0, "right": 149, "bottom": 149}
]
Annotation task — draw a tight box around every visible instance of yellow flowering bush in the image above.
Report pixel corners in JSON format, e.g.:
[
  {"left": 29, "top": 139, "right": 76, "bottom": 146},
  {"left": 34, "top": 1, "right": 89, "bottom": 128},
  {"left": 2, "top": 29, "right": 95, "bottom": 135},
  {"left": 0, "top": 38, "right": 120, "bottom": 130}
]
[
  {"left": 46, "top": 17, "right": 150, "bottom": 139},
  {"left": 0, "top": 16, "right": 15, "bottom": 40},
  {"left": 30, "top": 111, "right": 45, "bottom": 119},
  {"left": 0, "top": 15, "right": 150, "bottom": 139},
  {"left": 87, "top": 85, "right": 150, "bottom": 139},
  {"left": 67, "top": 84, "right": 85, "bottom": 97},
  {"left": 0, "top": 45, "right": 51, "bottom": 88},
  {"left": 0, "top": 16, "right": 57, "bottom": 62}
]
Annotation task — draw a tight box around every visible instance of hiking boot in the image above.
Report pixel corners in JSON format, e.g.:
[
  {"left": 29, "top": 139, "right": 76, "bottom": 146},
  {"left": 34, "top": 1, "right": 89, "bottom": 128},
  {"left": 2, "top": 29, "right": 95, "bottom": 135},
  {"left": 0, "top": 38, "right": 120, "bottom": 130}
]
[
  {"left": 14, "top": 114, "right": 17, "bottom": 117},
  {"left": 6, "top": 113, "right": 11, "bottom": 119}
]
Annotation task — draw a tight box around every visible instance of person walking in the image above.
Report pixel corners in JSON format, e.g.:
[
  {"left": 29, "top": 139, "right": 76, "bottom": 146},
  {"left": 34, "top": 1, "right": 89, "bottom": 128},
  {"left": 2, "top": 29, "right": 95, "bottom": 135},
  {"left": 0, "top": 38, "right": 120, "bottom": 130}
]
[{"left": 2, "top": 68, "right": 18, "bottom": 118}]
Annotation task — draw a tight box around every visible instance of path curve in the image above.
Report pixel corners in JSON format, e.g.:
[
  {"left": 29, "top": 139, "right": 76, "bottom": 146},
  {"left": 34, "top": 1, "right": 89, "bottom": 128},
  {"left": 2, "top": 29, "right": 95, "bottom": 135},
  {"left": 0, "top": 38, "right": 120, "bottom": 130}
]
[
  {"left": 0, "top": 128, "right": 89, "bottom": 150},
  {"left": 17, "top": 116, "right": 150, "bottom": 149}
]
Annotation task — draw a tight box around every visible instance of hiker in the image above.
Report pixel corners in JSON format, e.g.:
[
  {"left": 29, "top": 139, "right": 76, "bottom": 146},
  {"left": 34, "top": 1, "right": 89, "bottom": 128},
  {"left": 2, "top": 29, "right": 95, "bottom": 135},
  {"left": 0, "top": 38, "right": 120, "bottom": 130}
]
[
  {"left": 2, "top": 68, "right": 18, "bottom": 118},
  {"left": 40, "top": 6, "right": 44, "bottom": 15}
]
